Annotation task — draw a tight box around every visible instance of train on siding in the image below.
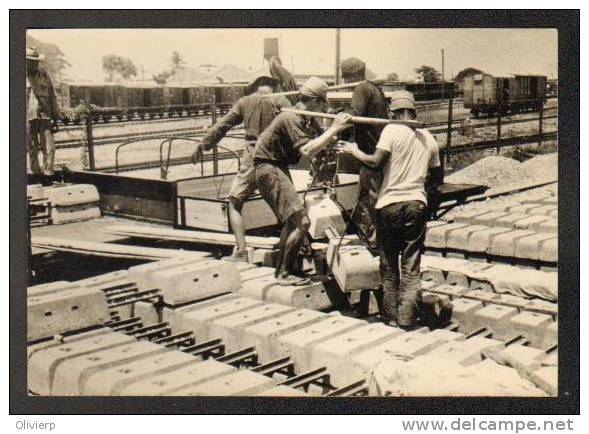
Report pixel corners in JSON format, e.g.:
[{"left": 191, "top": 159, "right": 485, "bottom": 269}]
[
  {"left": 462, "top": 73, "right": 547, "bottom": 117},
  {"left": 385, "top": 81, "right": 461, "bottom": 101},
  {"left": 55, "top": 80, "right": 464, "bottom": 125},
  {"left": 55, "top": 82, "right": 247, "bottom": 124}
]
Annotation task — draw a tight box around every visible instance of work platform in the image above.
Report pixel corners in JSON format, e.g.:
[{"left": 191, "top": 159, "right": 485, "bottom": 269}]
[
  {"left": 63, "top": 168, "right": 487, "bottom": 233},
  {"left": 65, "top": 169, "right": 360, "bottom": 232}
]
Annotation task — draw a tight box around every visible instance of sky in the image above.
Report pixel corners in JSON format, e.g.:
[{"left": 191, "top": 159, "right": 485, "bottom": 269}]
[{"left": 28, "top": 28, "right": 558, "bottom": 82}]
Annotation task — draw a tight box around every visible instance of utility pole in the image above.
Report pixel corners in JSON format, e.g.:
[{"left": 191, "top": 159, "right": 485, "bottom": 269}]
[
  {"left": 441, "top": 49, "right": 445, "bottom": 99},
  {"left": 335, "top": 28, "right": 341, "bottom": 85}
]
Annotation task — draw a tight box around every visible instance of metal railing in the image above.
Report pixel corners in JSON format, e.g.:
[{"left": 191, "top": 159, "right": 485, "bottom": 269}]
[{"left": 65, "top": 94, "right": 557, "bottom": 175}]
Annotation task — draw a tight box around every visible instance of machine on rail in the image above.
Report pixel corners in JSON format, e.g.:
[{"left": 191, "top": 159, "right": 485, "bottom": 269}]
[{"left": 463, "top": 73, "right": 547, "bottom": 117}]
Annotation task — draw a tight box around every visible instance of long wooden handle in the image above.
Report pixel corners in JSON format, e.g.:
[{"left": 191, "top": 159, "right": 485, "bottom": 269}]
[
  {"left": 280, "top": 108, "right": 424, "bottom": 128},
  {"left": 263, "top": 80, "right": 382, "bottom": 98}
]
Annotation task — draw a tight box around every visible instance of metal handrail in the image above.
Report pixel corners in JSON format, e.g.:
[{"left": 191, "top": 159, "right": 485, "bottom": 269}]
[
  {"left": 113, "top": 134, "right": 202, "bottom": 175},
  {"left": 159, "top": 136, "right": 241, "bottom": 180}
]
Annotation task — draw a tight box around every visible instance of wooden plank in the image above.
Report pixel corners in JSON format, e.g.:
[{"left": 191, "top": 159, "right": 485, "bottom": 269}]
[
  {"left": 182, "top": 199, "right": 230, "bottom": 232},
  {"left": 103, "top": 225, "right": 280, "bottom": 249},
  {"left": 31, "top": 236, "right": 211, "bottom": 261}
]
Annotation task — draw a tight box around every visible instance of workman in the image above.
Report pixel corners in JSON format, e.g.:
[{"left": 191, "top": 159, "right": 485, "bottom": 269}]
[
  {"left": 190, "top": 73, "right": 291, "bottom": 262},
  {"left": 26, "top": 47, "right": 61, "bottom": 176},
  {"left": 253, "top": 77, "right": 352, "bottom": 285},
  {"left": 337, "top": 91, "right": 442, "bottom": 329},
  {"left": 340, "top": 57, "right": 388, "bottom": 250}
]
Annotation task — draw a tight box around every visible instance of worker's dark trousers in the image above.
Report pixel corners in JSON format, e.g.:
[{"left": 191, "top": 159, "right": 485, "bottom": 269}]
[
  {"left": 352, "top": 166, "right": 383, "bottom": 250},
  {"left": 377, "top": 200, "right": 427, "bottom": 327},
  {"left": 27, "top": 119, "right": 55, "bottom": 176}
]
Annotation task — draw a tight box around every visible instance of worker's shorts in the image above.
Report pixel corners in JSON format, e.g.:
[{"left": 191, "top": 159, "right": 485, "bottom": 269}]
[
  {"left": 228, "top": 142, "right": 257, "bottom": 205},
  {"left": 255, "top": 162, "right": 305, "bottom": 224}
]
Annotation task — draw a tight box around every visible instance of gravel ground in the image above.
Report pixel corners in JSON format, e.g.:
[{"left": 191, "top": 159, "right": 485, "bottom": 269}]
[
  {"left": 56, "top": 116, "right": 213, "bottom": 141},
  {"left": 442, "top": 152, "right": 558, "bottom": 221},
  {"left": 445, "top": 153, "right": 557, "bottom": 189},
  {"left": 53, "top": 135, "right": 245, "bottom": 171}
]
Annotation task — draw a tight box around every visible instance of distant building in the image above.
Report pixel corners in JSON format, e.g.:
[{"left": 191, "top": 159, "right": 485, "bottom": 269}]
[
  {"left": 167, "top": 67, "right": 209, "bottom": 85},
  {"left": 203, "top": 64, "right": 252, "bottom": 84}
]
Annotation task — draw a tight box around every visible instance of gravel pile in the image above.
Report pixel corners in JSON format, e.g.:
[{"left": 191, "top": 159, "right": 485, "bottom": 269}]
[
  {"left": 446, "top": 153, "right": 557, "bottom": 189},
  {"left": 519, "top": 153, "right": 558, "bottom": 180},
  {"left": 446, "top": 156, "right": 523, "bottom": 187}
]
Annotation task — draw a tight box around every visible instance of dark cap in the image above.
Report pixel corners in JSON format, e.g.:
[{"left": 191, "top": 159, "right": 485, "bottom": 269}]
[{"left": 340, "top": 57, "right": 366, "bottom": 76}]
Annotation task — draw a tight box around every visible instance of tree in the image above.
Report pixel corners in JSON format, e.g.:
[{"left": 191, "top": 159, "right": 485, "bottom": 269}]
[
  {"left": 102, "top": 55, "right": 137, "bottom": 82},
  {"left": 26, "top": 34, "right": 71, "bottom": 80},
  {"left": 169, "top": 51, "right": 186, "bottom": 71},
  {"left": 455, "top": 67, "right": 484, "bottom": 83},
  {"left": 386, "top": 72, "right": 399, "bottom": 82},
  {"left": 415, "top": 65, "right": 441, "bottom": 83}
]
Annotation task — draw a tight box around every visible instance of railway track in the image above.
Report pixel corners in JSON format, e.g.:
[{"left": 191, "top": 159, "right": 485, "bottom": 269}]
[
  {"left": 57, "top": 104, "right": 232, "bottom": 129},
  {"left": 55, "top": 107, "right": 557, "bottom": 151},
  {"left": 99, "top": 131, "right": 556, "bottom": 174}
]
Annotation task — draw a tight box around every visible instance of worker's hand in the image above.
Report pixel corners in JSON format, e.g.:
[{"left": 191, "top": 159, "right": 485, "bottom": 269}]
[
  {"left": 190, "top": 143, "right": 204, "bottom": 165},
  {"left": 336, "top": 140, "right": 359, "bottom": 156},
  {"left": 332, "top": 112, "right": 353, "bottom": 130}
]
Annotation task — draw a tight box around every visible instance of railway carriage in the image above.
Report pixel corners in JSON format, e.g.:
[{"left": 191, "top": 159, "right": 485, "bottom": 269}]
[
  {"left": 57, "top": 81, "right": 246, "bottom": 123},
  {"left": 463, "top": 73, "right": 546, "bottom": 117}
]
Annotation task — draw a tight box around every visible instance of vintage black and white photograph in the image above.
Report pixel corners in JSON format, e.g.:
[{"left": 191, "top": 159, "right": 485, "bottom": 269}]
[{"left": 21, "top": 22, "right": 566, "bottom": 401}]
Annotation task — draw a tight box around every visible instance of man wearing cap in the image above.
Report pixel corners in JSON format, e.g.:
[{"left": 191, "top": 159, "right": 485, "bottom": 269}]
[
  {"left": 26, "top": 47, "right": 61, "bottom": 176},
  {"left": 340, "top": 57, "right": 389, "bottom": 250},
  {"left": 254, "top": 77, "right": 352, "bottom": 285},
  {"left": 190, "top": 74, "right": 291, "bottom": 262},
  {"left": 337, "top": 90, "right": 441, "bottom": 329}
]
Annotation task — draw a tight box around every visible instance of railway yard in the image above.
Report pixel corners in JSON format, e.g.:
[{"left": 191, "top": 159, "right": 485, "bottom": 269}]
[{"left": 26, "top": 89, "right": 559, "bottom": 396}]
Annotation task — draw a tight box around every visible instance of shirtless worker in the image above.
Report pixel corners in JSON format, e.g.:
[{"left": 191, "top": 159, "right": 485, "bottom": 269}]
[
  {"left": 190, "top": 73, "right": 291, "bottom": 262},
  {"left": 340, "top": 57, "right": 389, "bottom": 250},
  {"left": 337, "top": 91, "right": 442, "bottom": 329},
  {"left": 253, "top": 77, "right": 352, "bottom": 285}
]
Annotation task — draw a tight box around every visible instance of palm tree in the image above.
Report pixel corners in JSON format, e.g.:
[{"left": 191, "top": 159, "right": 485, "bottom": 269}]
[{"left": 169, "top": 51, "right": 186, "bottom": 71}]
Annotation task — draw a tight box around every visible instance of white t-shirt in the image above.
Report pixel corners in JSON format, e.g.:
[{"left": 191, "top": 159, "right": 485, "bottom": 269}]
[{"left": 375, "top": 124, "right": 441, "bottom": 209}]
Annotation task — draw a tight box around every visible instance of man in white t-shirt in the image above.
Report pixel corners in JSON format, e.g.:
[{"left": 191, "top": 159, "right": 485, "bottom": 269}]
[{"left": 336, "top": 90, "right": 441, "bottom": 329}]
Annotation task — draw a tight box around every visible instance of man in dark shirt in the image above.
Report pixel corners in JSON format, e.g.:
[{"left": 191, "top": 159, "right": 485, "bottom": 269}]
[
  {"left": 26, "top": 48, "right": 61, "bottom": 176},
  {"left": 191, "top": 75, "right": 291, "bottom": 261},
  {"left": 340, "top": 57, "right": 389, "bottom": 250},
  {"left": 253, "top": 77, "right": 352, "bottom": 285}
]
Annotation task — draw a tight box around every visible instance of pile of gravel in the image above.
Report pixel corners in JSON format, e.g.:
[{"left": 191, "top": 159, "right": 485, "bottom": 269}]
[{"left": 446, "top": 153, "right": 557, "bottom": 189}]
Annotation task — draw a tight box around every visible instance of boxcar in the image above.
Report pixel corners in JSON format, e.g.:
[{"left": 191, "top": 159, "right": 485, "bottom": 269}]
[
  {"left": 463, "top": 73, "right": 546, "bottom": 116},
  {"left": 57, "top": 81, "right": 248, "bottom": 122}
]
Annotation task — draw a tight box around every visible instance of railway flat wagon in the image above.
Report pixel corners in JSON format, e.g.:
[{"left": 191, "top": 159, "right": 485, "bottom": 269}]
[{"left": 463, "top": 73, "right": 546, "bottom": 116}]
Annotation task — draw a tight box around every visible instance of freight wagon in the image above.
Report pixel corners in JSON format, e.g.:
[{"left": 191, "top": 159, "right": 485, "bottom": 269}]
[
  {"left": 463, "top": 73, "right": 546, "bottom": 117},
  {"left": 57, "top": 82, "right": 247, "bottom": 124},
  {"left": 328, "top": 81, "right": 459, "bottom": 112}
]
